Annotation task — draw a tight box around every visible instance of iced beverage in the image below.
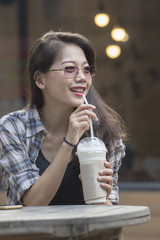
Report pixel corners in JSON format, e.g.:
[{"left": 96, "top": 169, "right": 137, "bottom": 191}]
[{"left": 77, "top": 137, "right": 107, "bottom": 204}]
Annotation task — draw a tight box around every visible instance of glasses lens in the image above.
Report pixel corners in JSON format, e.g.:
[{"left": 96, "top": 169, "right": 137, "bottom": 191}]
[
  {"left": 64, "top": 66, "right": 77, "bottom": 76},
  {"left": 83, "top": 66, "right": 91, "bottom": 76},
  {"left": 88, "top": 66, "right": 95, "bottom": 76},
  {"left": 64, "top": 66, "right": 95, "bottom": 77}
]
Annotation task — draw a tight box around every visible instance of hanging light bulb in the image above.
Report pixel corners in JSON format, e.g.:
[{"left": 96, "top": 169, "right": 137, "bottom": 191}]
[
  {"left": 111, "top": 26, "right": 129, "bottom": 42},
  {"left": 94, "top": 2, "right": 110, "bottom": 27},
  {"left": 94, "top": 13, "right": 110, "bottom": 27},
  {"left": 105, "top": 45, "right": 121, "bottom": 59},
  {"left": 121, "top": 32, "right": 129, "bottom": 42}
]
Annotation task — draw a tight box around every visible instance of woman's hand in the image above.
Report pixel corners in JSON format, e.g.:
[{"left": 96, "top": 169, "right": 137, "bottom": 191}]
[
  {"left": 65, "top": 104, "right": 98, "bottom": 145},
  {"left": 97, "top": 161, "right": 113, "bottom": 198}
]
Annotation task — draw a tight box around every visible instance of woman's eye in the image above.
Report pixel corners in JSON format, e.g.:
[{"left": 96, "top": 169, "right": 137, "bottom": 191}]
[
  {"left": 65, "top": 66, "right": 75, "bottom": 72},
  {"left": 84, "top": 66, "right": 90, "bottom": 73}
]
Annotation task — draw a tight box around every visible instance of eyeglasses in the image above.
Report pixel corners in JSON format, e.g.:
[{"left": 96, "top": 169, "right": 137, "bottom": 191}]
[{"left": 47, "top": 66, "right": 95, "bottom": 78}]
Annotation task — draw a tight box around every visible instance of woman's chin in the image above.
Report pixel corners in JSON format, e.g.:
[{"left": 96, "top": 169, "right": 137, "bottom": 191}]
[
  {"left": 72, "top": 99, "right": 84, "bottom": 107},
  {"left": 70, "top": 95, "right": 84, "bottom": 106}
]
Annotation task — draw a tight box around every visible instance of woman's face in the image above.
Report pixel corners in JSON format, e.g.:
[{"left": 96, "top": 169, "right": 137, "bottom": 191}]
[{"left": 37, "top": 44, "right": 92, "bottom": 109}]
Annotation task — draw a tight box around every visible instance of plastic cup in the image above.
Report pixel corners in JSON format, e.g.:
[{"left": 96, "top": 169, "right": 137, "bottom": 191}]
[{"left": 77, "top": 137, "right": 107, "bottom": 204}]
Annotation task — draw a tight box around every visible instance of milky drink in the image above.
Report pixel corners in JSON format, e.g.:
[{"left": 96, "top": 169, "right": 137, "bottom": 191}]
[{"left": 77, "top": 137, "right": 107, "bottom": 204}]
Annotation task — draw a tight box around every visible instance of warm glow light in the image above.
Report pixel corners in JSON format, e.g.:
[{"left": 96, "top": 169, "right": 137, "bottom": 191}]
[
  {"left": 94, "top": 13, "right": 110, "bottom": 27},
  {"left": 121, "top": 32, "right": 129, "bottom": 42},
  {"left": 111, "top": 27, "right": 128, "bottom": 42},
  {"left": 106, "top": 45, "right": 121, "bottom": 58}
]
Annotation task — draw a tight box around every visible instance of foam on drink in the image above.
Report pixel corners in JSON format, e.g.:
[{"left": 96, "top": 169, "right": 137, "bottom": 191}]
[{"left": 77, "top": 137, "right": 106, "bottom": 156}]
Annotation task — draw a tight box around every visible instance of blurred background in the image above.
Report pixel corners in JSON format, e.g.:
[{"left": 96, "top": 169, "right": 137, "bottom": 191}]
[{"left": 0, "top": 0, "right": 160, "bottom": 239}]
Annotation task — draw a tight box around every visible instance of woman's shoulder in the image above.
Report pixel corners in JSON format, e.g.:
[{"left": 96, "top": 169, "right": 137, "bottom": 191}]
[
  {"left": 0, "top": 106, "right": 39, "bottom": 129},
  {"left": 0, "top": 109, "right": 24, "bottom": 128}
]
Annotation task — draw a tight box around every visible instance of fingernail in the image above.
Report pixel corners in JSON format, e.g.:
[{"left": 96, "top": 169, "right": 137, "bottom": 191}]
[
  {"left": 99, "top": 170, "right": 104, "bottom": 174},
  {"left": 92, "top": 105, "right": 96, "bottom": 109},
  {"left": 98, "top": 177, "right": 102, "bottom": 180}
]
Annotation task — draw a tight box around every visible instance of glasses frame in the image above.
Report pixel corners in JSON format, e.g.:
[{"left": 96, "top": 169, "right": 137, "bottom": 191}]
[{"left": 47, "top": 65, "right": 95, "bottom": 78}]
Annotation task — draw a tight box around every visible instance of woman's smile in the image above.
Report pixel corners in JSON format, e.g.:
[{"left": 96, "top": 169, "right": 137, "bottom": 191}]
[{"left": 70, "top": 86, "right": 86, "bottom": 96}]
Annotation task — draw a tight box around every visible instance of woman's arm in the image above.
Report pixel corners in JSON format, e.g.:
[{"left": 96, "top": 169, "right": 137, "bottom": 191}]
[
  {"left": 22, "top": 141, "right": 72, "bottom": 205},
  {"left": 23, "top": 104, "right": 98, "bottom": 205}
]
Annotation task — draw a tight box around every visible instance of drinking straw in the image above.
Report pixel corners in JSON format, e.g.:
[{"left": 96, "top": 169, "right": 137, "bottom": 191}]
[{"left": 83, "top": 94, "right": 94, "bottom": 138}]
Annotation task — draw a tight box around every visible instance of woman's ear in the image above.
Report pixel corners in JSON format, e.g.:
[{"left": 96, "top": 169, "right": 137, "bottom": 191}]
[{"left": 34, "top": 71, "right": 45, "bottom": 89}]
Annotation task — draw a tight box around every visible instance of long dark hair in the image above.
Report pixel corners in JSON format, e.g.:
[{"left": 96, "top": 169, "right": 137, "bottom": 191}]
[{"left": 26, "top": 31, "right": 127, "bottom": 156}]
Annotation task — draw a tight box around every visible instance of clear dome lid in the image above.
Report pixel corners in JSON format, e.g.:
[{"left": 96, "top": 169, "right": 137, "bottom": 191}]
[{"left": 77, "top": 137, "right": 107, "bottom": 153}]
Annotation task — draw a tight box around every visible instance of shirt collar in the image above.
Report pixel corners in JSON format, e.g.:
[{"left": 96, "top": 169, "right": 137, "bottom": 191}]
[{"left": 26, "top": 105, "right": 48, "bottom": 138}]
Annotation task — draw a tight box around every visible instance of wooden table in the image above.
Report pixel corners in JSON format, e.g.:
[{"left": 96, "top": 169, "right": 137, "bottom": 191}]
[{"left": 0, "top": 205, "right": 150, "bottom": 240}]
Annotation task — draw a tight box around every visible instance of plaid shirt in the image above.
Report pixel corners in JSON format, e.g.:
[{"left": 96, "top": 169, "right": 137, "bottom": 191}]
[{"left": 0, "top": 106, "right": 125, "bottom": 205}]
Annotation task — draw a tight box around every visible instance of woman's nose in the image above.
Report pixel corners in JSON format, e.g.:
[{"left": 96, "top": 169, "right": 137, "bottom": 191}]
[{"left": 75, "top": 69, "right": 86, "bottom": 82}]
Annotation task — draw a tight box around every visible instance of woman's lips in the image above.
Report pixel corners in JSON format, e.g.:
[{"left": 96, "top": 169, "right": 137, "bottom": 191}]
[{"left": 71, "top": 91, "right": 84, "bottom": 96}]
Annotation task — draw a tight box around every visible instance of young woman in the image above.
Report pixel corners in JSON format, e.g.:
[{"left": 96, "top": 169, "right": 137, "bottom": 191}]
[{"left": 0, "top": 31, "right": 126, "bottom": 206}]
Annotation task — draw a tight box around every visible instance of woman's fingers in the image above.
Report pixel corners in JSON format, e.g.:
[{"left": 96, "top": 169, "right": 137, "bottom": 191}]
[
  {"left": 73, "top": 104, "right": 98, "bottom": 121},
  {"left": 69, "top": 104, "right": 98, "bottom": 132},
  {"left": 97, "top": 161, "right": 114, "bottom": 197},
  {"left": 99, "top": 182, "right": 113, "bottom": 197},
  {"left": 71, "top": 108, "right": 98, "bottom": 122},
  {"left": 99, "top": 162, "right": 113, "bottom": 177},
  {"left": 98, "top": 175, "right": 113, "bottom": 186},
  {"left": 103, "top": 161, "right": 113, "bottom": 170},
  {"left": 70, "top": 115, "right": 90, "bottom": 125},
  {"left": 79, "top": 174, "right": 82, "bottom": 181},
  {"left": 98, "top": 175, "right": 113, "bottom": 197},
  {"left": 69, "top": 115, "right": 90, "bottom": 132},
  {"left": 66, "top": 104, "right": 98, "bottom": 144},
  {"left": 73, "top": 103, "right": 96, "bottom": 113}
]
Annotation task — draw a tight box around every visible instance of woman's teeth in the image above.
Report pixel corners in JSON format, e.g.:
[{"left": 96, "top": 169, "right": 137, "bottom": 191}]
[{"left": 71, "top": 88, "right": 84, "bottom": 93}]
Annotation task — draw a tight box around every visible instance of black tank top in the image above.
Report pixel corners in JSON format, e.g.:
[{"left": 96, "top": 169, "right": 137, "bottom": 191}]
[{"left": 36, "top": 150, "right": 85, "bottom": 205}]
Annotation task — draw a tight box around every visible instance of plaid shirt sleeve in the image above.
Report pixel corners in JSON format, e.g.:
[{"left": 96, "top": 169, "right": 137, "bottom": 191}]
[
  {"left": 107, "top": 139, "right": 126, "bottom": 205},
  {"left": 0, "top": 116, "right": 40, "bottom": 205}
]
